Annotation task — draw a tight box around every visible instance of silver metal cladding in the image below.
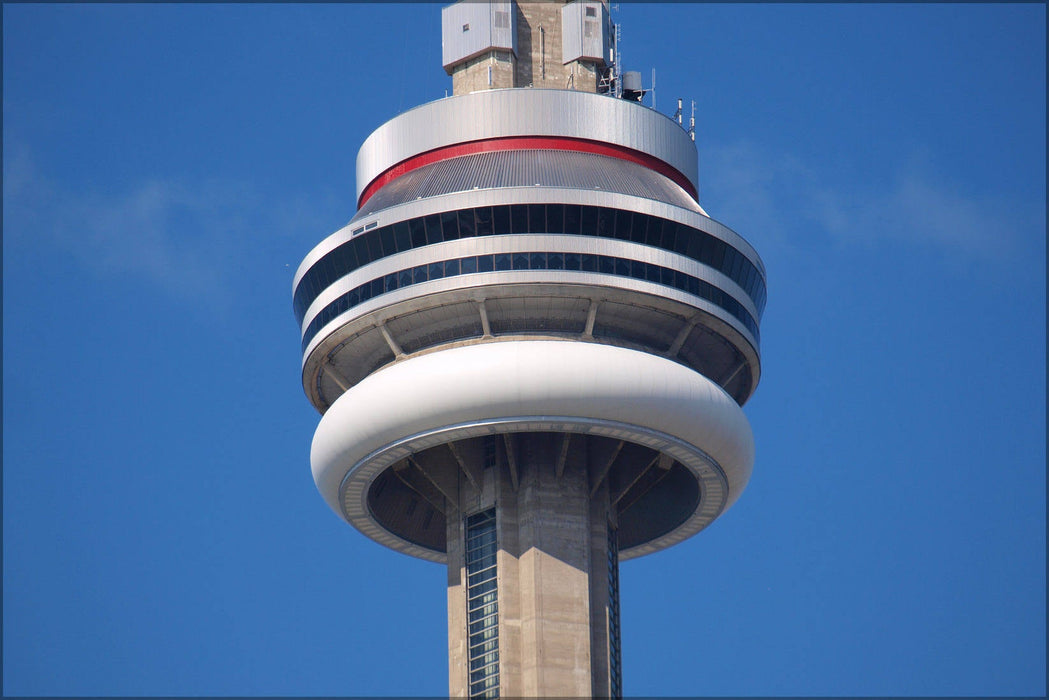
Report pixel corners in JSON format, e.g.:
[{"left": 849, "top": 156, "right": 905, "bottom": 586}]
[{"left": 354, "top": 89, "right": 699, "bottom": 203}]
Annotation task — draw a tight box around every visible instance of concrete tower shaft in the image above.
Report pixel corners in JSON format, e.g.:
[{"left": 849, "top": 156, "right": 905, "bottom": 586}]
[
  {"left": 294, "top": 2, "right": 765, "bottom": 696},
  {"left": 442, "top": 1, "right": 611, "bottom": 94}
]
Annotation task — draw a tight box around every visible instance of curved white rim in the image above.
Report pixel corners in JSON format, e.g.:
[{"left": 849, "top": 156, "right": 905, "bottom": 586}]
[{"left": 311, "top": 340, "right": 754, "bottom": 562}]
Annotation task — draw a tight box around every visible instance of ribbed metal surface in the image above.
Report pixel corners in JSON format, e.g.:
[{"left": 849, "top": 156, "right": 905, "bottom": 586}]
[
  {"left": 356, "top": 149, "right": 699, "bottom": 217},
  {"left": 356, "top": 89, "right": 698, "bottom": 202}
]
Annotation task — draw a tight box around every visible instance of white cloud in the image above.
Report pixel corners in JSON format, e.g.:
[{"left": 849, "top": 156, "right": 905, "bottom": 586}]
[
  {"left": 701, "top": 140, "right": 1045, "bottom": 269},
  {"left": 3, "top": 146, "right": 346, "bottom": 314}
]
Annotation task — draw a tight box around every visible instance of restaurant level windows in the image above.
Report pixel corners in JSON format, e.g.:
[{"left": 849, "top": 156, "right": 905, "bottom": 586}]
[
  {"left": 294, "top": 204, "right": 767, "bottom": 328},
  {"left": 300, "top": 250, "right": 762, "bottom": 354}
]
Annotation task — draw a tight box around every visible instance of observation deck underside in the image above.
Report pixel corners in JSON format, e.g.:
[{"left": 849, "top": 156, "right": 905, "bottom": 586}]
[{"left": 367, "top": 430, "right": 700, "bottom": 556}]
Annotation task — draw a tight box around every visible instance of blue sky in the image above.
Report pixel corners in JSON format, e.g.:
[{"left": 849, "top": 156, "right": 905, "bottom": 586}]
[{"left": 3, "top": 3, "right": 1045, "bottom": 697}]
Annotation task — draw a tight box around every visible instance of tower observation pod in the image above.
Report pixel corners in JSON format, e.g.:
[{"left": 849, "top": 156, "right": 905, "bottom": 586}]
[{"left": 293, "top": 2, "right": 765, "bottom": 696}]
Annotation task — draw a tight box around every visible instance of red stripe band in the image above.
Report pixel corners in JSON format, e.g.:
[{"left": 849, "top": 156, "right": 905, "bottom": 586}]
[{"left": 358, "top": 136, "right": 698, "bottom": 208}]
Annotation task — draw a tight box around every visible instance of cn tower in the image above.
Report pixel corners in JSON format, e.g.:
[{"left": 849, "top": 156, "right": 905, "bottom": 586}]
[{"left": 293, "top": 2, "right": 765, "bottom": 696}]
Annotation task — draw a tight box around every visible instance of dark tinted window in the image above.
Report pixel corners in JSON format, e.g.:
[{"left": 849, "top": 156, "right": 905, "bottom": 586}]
[
  {"left": 379, "top": 226, "right": 396, "bottom": 257},
  {"left": 475, "top": 207, "right": 493, "bottom": 236},
  {"left": 597, "top": 208, "right": 615, "bottom": 238},
  {"left": 646, "top": 216, "right": 664, "bottom": 249},
  {"left": 409, "top": 218, "right": 427, "bottom": 247},
  {"left": 393, "top": 222, "right": 411, "bottom": 253},
  {"left": 580, "top": 205, "right": 597, "bottom": 235},
  {"left": 629, "top": 213, "right": 647, "bottom": 244},
  {"left": 347, "top": 236, "right": 364, "bottom": 268},
  {"left": 546, "top": 204, "right": 564, "bottom": 233},
  {"left": 692, "top": 231, "right": 710, "bottom": 264},
  {"left": 528, "top": 204, "right": 546, "bottom": 234},
  {"left": 424, "top": 214, "right": 442, "bottom": 244},
  {"left": 366, "top": 231, "right": 383, "bottom": 263},
  {"left": 493, "top": 205, "right": 511, "bottom": 235},
  {"left": 458, "top": 209, "right": 476, "bottom": 238},
  {"left": 564, "top": 205, "right": 581, "bottom": 235},
  {"left": 614, "top": 210, "right": 632, "bottom": 241},
  {"left": 709, "top": 238, "right": 726, "bottom": 270},
  {"left": 510, "top": 205, "right": 528, "bottom": 234},
  {"left": 441, "top": 210, "right": 460, "bottom": 240}
]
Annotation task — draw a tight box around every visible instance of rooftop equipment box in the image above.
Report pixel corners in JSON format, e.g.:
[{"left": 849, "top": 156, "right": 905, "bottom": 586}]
[
  {"left": 442, "top": 1, "right": 517, "bottom": 72},
  {"left": 562, "top": 0, "right": 609, "bottom": 65}
]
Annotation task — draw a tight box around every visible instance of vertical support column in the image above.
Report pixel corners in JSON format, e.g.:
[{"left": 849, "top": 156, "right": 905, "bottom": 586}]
[
  {"left": 448, "top": 451, "right": 486, "bottom": 698},
  {"left": 447, "top": 499, "right": 468, "bottom": 697},
  {"left": 448, "top": 432, "right": 616, "bottom": 697},
  {"left": 588, "top": 478, "right": 614, "bottom": 698}
]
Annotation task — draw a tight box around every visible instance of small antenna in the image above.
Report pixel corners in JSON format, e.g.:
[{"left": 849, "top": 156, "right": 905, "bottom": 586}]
[
  {"left": 689, "top": 99, "right": 696, "bottom": 142},
  {"left": 613, "top": 23, "right": 623, "bottom": 98},
  {"left": 675, "top": 98, "right": 683, "bottom": 125},
  {"left": 651, "top": 68, "right": 656, "bottom": 110}
]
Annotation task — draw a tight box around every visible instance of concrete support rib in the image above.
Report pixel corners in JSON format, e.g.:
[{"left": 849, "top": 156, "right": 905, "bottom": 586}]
[
  {"left": 477, "top": 300, "right": 492, "bottom": 338},
  {"left": 555, "top": 434, "right": 572, "bottom": 480},
  {"left": 667, "top": 315, "right": 700, "bottom": 357},
  {"left": 320, "top": 361, "right": 350, "bottom": 392},
  {"left": 583, "top": 299, "right": 600, "bottom": 338},
  {"left": 589, "top": 439, "right": 624, "bottom": 496},
  {"left": 447, "top": 440, "right": 482, "bottom": 491},
  {"left": 378, "top": 322, "right": 404, "bottom": 358}
]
